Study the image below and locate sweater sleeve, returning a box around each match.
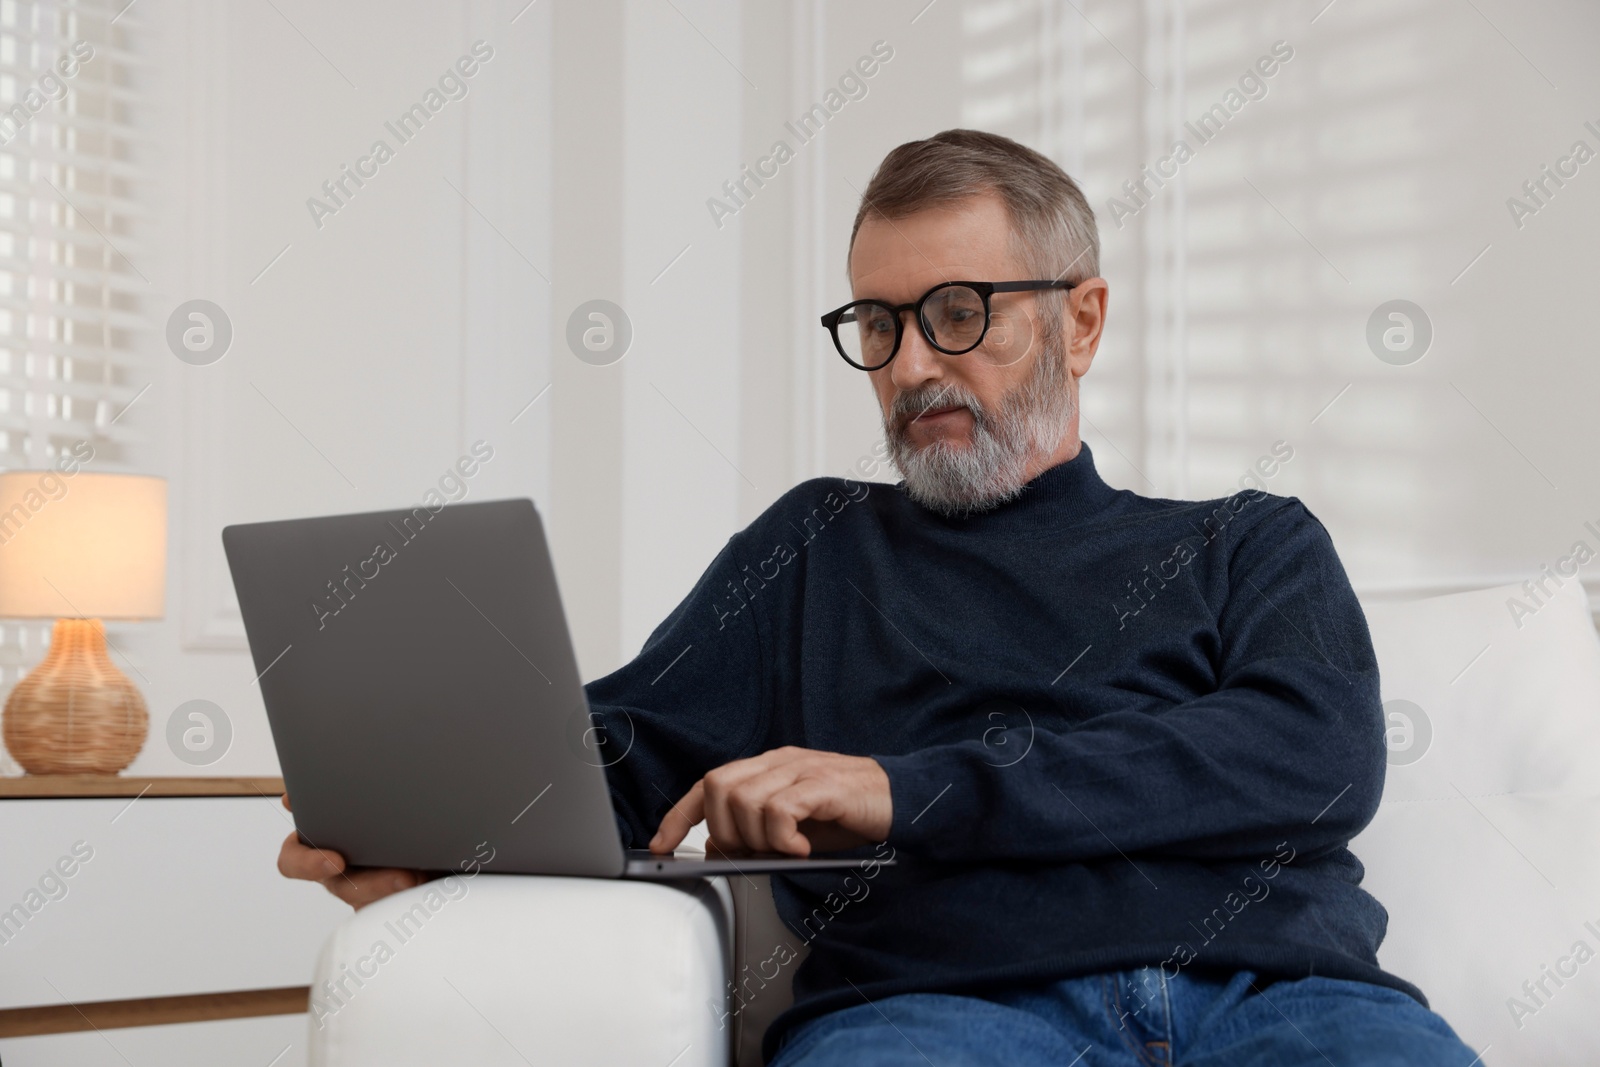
[873,499,1386,865]
[583,533,773,849]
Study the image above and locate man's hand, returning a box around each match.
[649,746,892,857]
[275,794,428,910]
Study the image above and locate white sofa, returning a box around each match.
[306,579,1600,1067]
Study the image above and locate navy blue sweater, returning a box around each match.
[586,443,1419,1061]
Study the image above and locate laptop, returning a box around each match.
[223,498,878,880]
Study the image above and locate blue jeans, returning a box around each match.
[769,967,1480,1066]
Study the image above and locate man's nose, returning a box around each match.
[889,311,946,391]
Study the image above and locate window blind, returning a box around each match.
[0,0,142,702]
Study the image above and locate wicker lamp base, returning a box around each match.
[2,618,148,775]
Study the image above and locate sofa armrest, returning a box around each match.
[307,873,733,1067]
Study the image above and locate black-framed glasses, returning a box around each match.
[820,279,1077,371]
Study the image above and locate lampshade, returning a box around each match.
[0,471,167,619]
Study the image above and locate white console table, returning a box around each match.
[0,777,350,1066]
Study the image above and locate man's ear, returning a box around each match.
[1065,278,1109,378]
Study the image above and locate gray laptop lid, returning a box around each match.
[224,499,630,878]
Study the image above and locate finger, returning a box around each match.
[649,779,706,854]
[727,765,806,854]
[687,747,802,850]
[278,830,345,881]
[325,869,417,910]
[726,784,769,854]
[763,779,840,857]
[701,763,774,854]
[705,749,812,853]
[281,793,292,812]
[325,867,422,910]
[650,749,812,854]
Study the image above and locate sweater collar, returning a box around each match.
[899,441,1122,535]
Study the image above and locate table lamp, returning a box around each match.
[0,471,167,775]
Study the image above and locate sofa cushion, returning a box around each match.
[1364,577,1600,800]
[1354,579,1600,1066]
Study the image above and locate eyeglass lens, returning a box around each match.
[835,284,1034,370]
[837,284,986,369]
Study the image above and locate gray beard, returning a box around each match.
[884,346,1076,518]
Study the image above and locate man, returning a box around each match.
[282,129,1476,1065]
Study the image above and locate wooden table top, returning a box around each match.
[0,776,286,799]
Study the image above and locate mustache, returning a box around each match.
[888,382,986,429]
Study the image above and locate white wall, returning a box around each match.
[61,0,555,779]
[618,0,745,657]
